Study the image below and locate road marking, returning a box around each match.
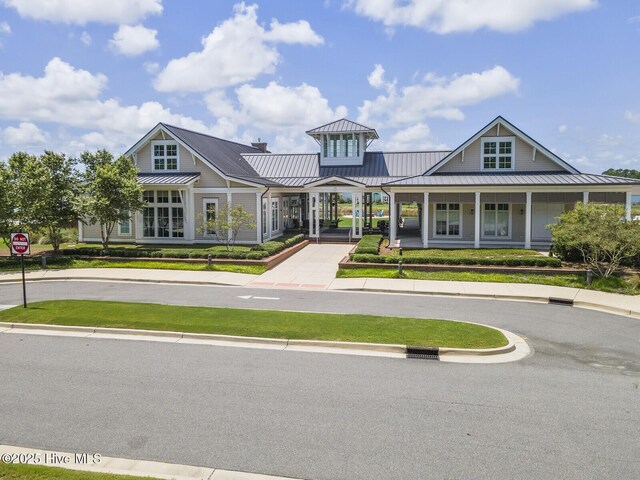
[237,295,280,301]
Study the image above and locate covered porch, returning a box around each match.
[388,188,636,250]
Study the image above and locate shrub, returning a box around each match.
[350,252,561,267]
[354,235,383,255]
[551,202,640,277]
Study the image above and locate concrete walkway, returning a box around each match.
[249,243,353,289]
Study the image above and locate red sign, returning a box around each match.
[10,233,30,255]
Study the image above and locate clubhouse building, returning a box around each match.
[79,116,640,249]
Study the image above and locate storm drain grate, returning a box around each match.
[549,297,574,306]
[406,346,440,361]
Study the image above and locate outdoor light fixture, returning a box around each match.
[520,208,525,215]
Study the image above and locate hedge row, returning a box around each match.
[350,253,562,268]
[58,234,306,261]
[353,234,383,255]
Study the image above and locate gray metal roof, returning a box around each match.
[161,123,263,178]
[306,118,379,138]
[242,151,448,182]
[137,172,200,185]
[383,172,640,187]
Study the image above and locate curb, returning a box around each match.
[0,321,519,361]
[0,444,302,480]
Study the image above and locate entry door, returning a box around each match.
[532,204,565,239]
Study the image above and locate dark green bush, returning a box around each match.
[354,235,383,255]
[350,253,561,267]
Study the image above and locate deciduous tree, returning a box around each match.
[76,150,144,251]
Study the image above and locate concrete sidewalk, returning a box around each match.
[1,260,640,318]
[0,267,258,287]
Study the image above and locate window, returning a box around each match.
[152,141,179,171]
[271,199,280,232]
[118,211,131,236]
[203,199,218,236]
[483,203,510,237]
[482,137,514,171]
[435,203,461,236]
[262,199,268,236]
[329,134,341,157]
[325,134,361,158]
[143,189,185,238]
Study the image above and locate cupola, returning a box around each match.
[306,118,378,166]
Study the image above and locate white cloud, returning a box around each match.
[628,16,640,24]
[2,122,47,147]
[155,2,324,93]
[0,21,11,34]
[346,0,596,33]
[367,64,387,89]
[264,19,324,45]
[382,123,438,151]
[110,24,159,56]
[558,124,568,133]
[0,57,210,152]
[624,110,640,123]
[2,0,163,25]
[204,81,347,151]
[359,64,520,126]
[80,31,92,46]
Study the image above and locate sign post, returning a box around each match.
[10,233,30,308]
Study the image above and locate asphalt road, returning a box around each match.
[1,280,639,479]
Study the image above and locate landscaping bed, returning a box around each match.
[348,235,562,267]
[0,300,508,349]
[0,234,306,272]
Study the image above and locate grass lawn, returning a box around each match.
[337,216,387,228]
[0,300,508,349]
[0,258,266,275]
[336,268,640,295]
[0,463,156,480]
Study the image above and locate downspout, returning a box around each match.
[260,187,270,243]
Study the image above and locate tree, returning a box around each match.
[602,168,640,179]
[551,202,640,277]
[3,151,79,254]
[0,162,16,250]
[197,204,256,251]
[76,150,145,251]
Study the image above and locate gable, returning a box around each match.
[437,124,565,174]
[427,117,578,175]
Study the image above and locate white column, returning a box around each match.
[626,191,632,221]
[351,192,357,237]
[359,193,363,237]
[255,192,262,243]
[389,192,396,245]
[474,192,481,249]
[313,193,320,237]
[583,191,589,204]
[422,192,429,248]
[227,192,233,243]
[354,192,363,238]
[525,191,532,250]
[267,191,272,239]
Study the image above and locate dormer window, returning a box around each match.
[152,141,179,171]
[323,133,361,158]
[481,137,514,171]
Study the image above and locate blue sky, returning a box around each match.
[0,0,638,174]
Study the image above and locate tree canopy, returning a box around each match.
[602,168,640,179]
